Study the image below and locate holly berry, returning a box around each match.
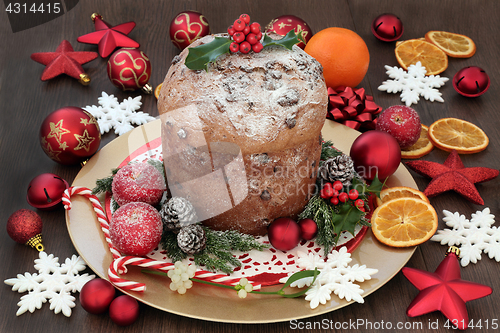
[330,196,339,205]
[333,180,343,191]
[348,189,359,200]
[233,19,246,31]
[229,42,240,53]
[250,22,261,34]
[239,41,251,54]
[239,14,251,24]
[233,32,245,43]
[246,33,258,44]
[256,31,263,40]
[243,25,251,35]
[323,186,334,198]
[354,199,364,208]
[338,192,349,203]
[227,25,235,36]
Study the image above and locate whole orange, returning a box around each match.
[304,27,370,89]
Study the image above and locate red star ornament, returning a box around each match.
[405,150,499,205]
[402,248,492,330]
[77,13,139,58]
[30,40,98,85]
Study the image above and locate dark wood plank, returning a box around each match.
[1,1,499,332]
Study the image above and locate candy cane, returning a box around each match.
[63,186,122,259]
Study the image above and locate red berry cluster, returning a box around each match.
[320,180,365,211]
[227,14,263,54]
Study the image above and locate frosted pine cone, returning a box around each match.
[160,197,198,232]
[177,224,206,255]
[318,155,355,186]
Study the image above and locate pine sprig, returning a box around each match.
[160,227,268,274]
[92,168,120,195]
[320,140,342,164]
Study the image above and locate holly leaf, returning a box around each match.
[262,29,302,49]
[366,175,385,198]
[185,37,232,71]
[331,203,365,241]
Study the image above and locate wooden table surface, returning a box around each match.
[1,1,499,332]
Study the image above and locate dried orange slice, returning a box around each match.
[376,186,429,207]
[395,39,448,75]
[425,31,476,58]
[428,118,489,154]
[371,197,438,247]
[396,37,425,47]
[154,83,163,99]
[401,125,433,159]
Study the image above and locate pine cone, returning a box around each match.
[160,197,198,232]
[318,155,355,186]
[177,224,206,255]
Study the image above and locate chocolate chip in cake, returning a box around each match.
[277,89,300,106]
[260,190,271,201]
[286,117,297,129]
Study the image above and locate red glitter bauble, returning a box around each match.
[169,11,210,50]
[109,295,139,326]
[110,202,163,256]
[350,131,401,180]
[452,66,490,97]
[371,13,403,42]
[26,173,69,210]
[298,218,318,241]
[39,107,101,165]
[265,15,313,49]
[6,209,45,251]
[107,48,152,93]
[80,278,116,315]
[267,217,301,252]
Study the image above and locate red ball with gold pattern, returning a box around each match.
[169,11,210,50]
[39,107,101,165]
[265,15,313,49]
[107,48,152,93]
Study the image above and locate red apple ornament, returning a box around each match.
[109,295,139,326]
[350,131,401,180]
[376,105,421,148]
[268,217,301,251]
[80,278,116,314]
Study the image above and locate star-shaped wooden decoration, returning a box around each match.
[30,40,98,85]
[77,13,139,58]
[403,248,492,330]
[405,150,499,205]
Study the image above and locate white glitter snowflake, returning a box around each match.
[4,252,95,317]
[431,208,500,267]
[84,91,156,136]
[279,247,378,309]
[378,61,449,106]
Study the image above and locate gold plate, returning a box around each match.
[66,119,416,323]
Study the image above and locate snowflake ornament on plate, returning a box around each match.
[4,252,95,317]
[431,208,500,267]
[378,61,449,106]
[84,91,156,136]
[279,247,378,309]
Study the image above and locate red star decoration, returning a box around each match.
[403,251,492,330]
[77,14,139,58]
[405,150,499,205]
[30,40,98,84]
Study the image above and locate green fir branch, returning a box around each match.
[92,168,120,195]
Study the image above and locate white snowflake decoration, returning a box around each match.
[84,91,156,136]
[4,252,95,317]
[279,247,378,309]
[431,208,500,267]
[378,61,449,106]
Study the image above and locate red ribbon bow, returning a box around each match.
[327,86,382,131]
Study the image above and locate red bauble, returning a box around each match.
[267,217,301,252]
[298,218,318,240]
[80,278,116,315]
[39,107,101,165]
[6,209,44,251]
[371,13,404,42]
[169,11,210,50]
[107,48,152,93]
[403,247,492,330]
[77,13,139,58]
[453,66,490,97]
[349,131,401,180]
[26,173,69,210]
[265,15,312,49]
[109,295,140,326]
